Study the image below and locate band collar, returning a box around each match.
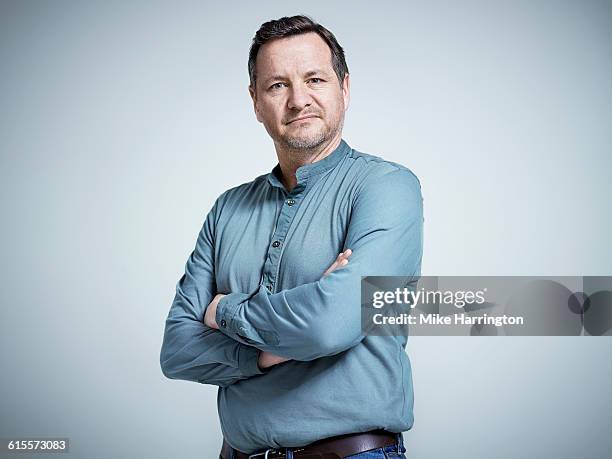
[267,139,350,191]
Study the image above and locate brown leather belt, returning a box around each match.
[220,429,398,459]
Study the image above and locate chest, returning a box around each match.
[214,186,352,294]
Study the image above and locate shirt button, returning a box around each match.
[220,319,227,327]
[266,285,273,292]
[272,240,281,248]
[287,199,296,206]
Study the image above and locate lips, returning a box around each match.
[286,114,319,124]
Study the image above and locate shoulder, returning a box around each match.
[342,147,423,230]
[344,147,422,198]
[213,173,269,209]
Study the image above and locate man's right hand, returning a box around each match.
[257,248,353,369]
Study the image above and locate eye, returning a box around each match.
[269,82,287,90]
[308,78,323,84]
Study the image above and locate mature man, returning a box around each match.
[160,15,422,459]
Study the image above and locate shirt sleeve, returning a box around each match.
[160,197,266,387]
[215,167,424,361]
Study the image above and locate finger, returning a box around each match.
[323,262,338,276]
[324,250,352,277]
[326,258,348,275]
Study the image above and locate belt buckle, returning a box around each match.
[248,448,278,459]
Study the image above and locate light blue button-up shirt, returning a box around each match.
[160,139,423,453]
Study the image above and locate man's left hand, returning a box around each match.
[204,293,226,329]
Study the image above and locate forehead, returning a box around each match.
[255,32,333,79]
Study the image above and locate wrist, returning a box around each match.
[257,351,269,369]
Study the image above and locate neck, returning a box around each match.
[275,131,342,192]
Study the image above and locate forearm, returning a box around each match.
[214,277,361,361]
[160,291,265,387]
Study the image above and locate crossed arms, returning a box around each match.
[159,168,423,387]
[203,249,352,369]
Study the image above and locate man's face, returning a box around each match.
[249,32,350,151]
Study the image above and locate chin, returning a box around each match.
[283,134,327,150]
[281,128,329,149]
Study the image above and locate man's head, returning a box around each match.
[248,16,350,152]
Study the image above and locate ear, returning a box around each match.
[342,74,350,111]
[249,85,263,123]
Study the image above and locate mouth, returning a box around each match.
[286,115,319,124]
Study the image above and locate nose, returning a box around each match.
[287,83,312,111]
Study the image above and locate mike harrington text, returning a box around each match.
[372,313,525,327]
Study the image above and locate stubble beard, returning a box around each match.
[279,116,343,153]
[282,129,326,150]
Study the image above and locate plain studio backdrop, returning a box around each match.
[1,1,611,458]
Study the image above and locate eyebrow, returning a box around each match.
[262,69,329,86]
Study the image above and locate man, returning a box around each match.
[160,15,422,459]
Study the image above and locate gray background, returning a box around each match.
[1,1,611,458]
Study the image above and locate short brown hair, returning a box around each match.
[248,15,349,88]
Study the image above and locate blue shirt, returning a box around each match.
[160,139,424,453]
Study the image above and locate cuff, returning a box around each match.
[237,344,266,377]
[216,290,279,346]
[216,293,250,342]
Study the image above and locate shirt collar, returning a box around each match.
[267,139,350,190]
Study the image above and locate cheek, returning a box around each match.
[260,102,284,125]
[322,97,343,122]
[319,91,343,114]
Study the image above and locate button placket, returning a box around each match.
[261,191,301,294]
